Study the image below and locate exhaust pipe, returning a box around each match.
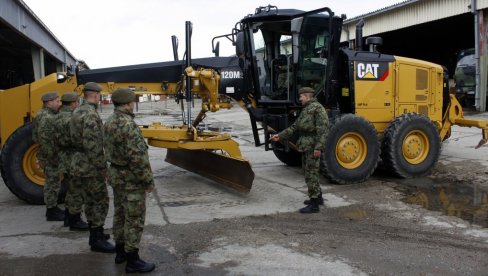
[185,21,192,130]
[171,35,179,61]
[355,19,364,51]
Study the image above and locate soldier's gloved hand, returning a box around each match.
[146,184,155,193]
[270,134,280,142]
[143,178,155,193]
[98,165,107,174]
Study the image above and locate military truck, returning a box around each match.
[453,48,475,107]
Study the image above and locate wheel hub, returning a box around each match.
[402,131,429,164]
[22,144,44,186]
[336,132,367,169]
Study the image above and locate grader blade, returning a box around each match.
[165,148,254,192]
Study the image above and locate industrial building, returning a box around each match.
[0,0,78,90]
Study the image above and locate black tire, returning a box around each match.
[0,123,65,204]
[272,147,302,166]
[381,113,441,178]
[322,114,380,184]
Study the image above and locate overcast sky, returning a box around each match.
[22,0,403,69]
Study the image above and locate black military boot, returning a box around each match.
[89,227,115,253]
[89,223,110,246]
[68,213,89,231]
[125,249,155,273]
[88,223,94,246]
[115,243,127,264]
[63,209,70,227]
[299,198,320,214]
[303,192,324,205]
[46,206,65,221]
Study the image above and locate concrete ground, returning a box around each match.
[1,100,488,275]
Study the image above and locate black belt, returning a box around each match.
[110,163,128,168]
[73,147,83,152]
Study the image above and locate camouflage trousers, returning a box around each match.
[63,173,85,215]
[43,164,60,208]
[301,150,322,198]
[71,175,109,228]
[112,186,146,252]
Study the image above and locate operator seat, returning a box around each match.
[272,55,290,100]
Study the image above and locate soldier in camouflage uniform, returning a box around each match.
[33,91,64,221]
[103,88,155,273]
[70,82,115,253]
[53,92,88,231]
[270,87,329,213]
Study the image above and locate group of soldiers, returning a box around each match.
[31,84,327,272]
[33,83,156,273]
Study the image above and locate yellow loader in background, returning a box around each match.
[2,6,488,204]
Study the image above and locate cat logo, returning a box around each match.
[356,62,389,81]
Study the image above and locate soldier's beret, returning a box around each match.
[41,91,58,102]
[61,92,79,102]
[111,88,136,104]
[298,87,315,95]
[83,82,102,92]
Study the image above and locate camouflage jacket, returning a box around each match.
[53,105,75,174]
[33,107,58,165]
[103,106,154,189]
[70,102,106,177]
[279,99,329,152]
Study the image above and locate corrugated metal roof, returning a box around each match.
[344,0,418,23]
[341,0,488,41]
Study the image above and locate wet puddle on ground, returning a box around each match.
[395,178,488,227]
[340,208,368,220]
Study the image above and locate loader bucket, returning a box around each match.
[165,148,254,192]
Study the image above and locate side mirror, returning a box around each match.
[291,17,303,64]
[213,41,220,57]
[57,73,67,83]
[235,32,245,57]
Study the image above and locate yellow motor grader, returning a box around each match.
[2,6,488,204]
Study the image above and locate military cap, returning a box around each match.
[83,82,102,92]
[61,92,79,102]
[111,88,136,104]
[41,91,58,102]
[298,87,315,95]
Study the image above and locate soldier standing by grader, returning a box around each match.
[53,92,88,231]
[103,87,156,273]
[33,92,64,221]
[70,82,115,253]
[271,87,329,214]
